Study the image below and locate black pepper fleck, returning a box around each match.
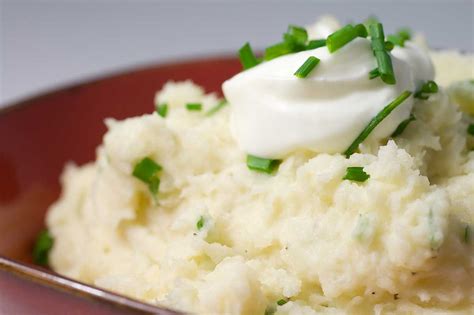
[394,293,399,300]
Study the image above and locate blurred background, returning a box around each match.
[0,0,473,106]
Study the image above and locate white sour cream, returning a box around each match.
[222,37,434,159]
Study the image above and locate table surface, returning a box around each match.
[1,0,473,106]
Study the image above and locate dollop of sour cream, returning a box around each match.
[222,23,434,159]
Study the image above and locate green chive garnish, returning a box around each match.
[186,103,202,111]
[369,68,380,80]
[155,103,168,118]
[238,42,259,70]
[387,34,405,47]
[344,91,412,157]
[32,229,54,267]
[369,23,396,85]
[196,216,205,231]
[369,22,385,40]
[384,41,394,51]
[397,28,412,41]
[387,28,412,47]
[294,56,320,78]
[264,25,311,61]
[391,114,416,137]
[206,99,228,116]
[421,80,438,93]
[354,23,368,38]
[343,167,370,182]
[306,39,326,50]
[326,24,358,53]
[464,225,471,244]
[264,42,294,61]
[133,157,162,195]
[374,50,396,84]
[414,80,438,99]
[284,25,308,47]
[277,299,289,306]
[468,124,474,136]
[133,157,162,182]
[247,155,281,174]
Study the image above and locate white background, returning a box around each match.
[1,0,473,106]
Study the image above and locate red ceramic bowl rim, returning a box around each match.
[0,256,181,314]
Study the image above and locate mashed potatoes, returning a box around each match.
[46,29,473,314]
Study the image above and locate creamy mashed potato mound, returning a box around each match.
[47,25,473,315]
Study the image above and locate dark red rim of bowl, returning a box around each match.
[0,256,181,315]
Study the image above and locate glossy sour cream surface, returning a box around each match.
[222,30,434,159]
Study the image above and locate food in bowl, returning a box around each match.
[40,16,473,314]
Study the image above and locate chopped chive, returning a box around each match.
[369,68,380,80]
[468,124,474,136]
[384,41,394,51]
[387,34,405,47]
[464,225,471,243]
[264,41,294,61]
[397,28,412,41]
[133,157,162,182]
[277,299,289,306]
[294,56,320,78]
[375,51,396,84]
[391,114,416,137]
[375,50,396,84]
[343,167,370,182]
[344,91,412,157]
[196,216,205,230]
[284,25,308,47]
[206,99,228,116]
[369,23,385,40]
[306,39,326,50]
[32,229,54,267]
[371,38,386,51]
[387,28,412,47]
[414,92,429,100]
[368,23,396,85]
[186,103,202,111]
[155,103,168,118]
[238,42,259,70]
[414,80,438,99]
[247,155,281,174]
[354,23,368,38]
[420,80,439,93]
[133,157,162,195]
[326,24,358,53]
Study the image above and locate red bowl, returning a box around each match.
[0,56,241,314]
